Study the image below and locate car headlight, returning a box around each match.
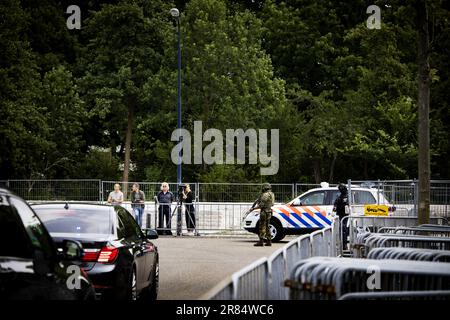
[243,210,258,221]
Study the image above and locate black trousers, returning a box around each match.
[158,204,171,234]
[185,204,196,231]
[339,215,349,249]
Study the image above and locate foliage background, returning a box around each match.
[0,0,449,183]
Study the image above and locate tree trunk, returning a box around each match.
[122,103,135,199]
[313,158,321,184]
[416,0,431,225]
[328,154,337,183]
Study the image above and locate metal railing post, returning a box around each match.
[154,196,158,230]
[99,179,103,203]
[377,179,381,205]
[347,179,352,215]
[413,178,418,216]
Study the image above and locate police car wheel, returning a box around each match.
[269,219,284,242]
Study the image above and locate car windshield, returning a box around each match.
[33,207,111,235]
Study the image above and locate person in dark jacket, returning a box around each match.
[182,184,198,235]
[333,183,349,249]
[157,182,174,235]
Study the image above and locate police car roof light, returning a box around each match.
[320,182,329,188]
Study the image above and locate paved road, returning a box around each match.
[153,236,294,300]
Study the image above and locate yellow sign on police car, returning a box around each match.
[364,204,389,216]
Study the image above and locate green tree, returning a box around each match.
[78,0,174,186]
[182,0,288,181]
[137,0,290,183]
[39,65,86,177]
[0,0,49,179]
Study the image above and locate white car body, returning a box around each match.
[243,185,392,241]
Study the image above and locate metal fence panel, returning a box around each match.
[207,279,234,300]
[101,181,198,202]
[310,230,325,256]
[351,180,450,217]
[232,258,269,300]
[205,220,339,300]
[268,249,288,300]
[367,247,450,262]
[298,236,312,260]
[197,183,294,203]
[284,240,301,275]
[287,257,450,300]
[3,179,449,216]
[6,179,101,201]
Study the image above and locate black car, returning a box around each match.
[32,202,159,300]
[0,188,96,300]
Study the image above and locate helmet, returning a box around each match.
[261,183,271,191]
[338,183,347,194]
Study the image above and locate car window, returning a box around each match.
[116,207,141,240]
[34,207,112,235]
[299,191,326,206]
[0,195,34,258]
[328,190,340,205]
[353,190,377,205]
[329,189,377,205]
[9,196,55,260]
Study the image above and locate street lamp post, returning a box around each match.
[170,8,183,236]
[170,8,182,186]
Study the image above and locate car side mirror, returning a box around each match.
[143,229,159,240]
[59,239,84,261]
[292,199,302,206]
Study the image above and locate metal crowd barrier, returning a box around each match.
[420,224,450,229]
[350,233,450,258]
[206,218,340,300]
[268,248,288,299]
[367,247,450,262]
[132,199,255,233]
[347,215,448,257]
[364,233,450,252]
[286,257,450,300]
[378,226,450,237]
[349,216,447,239]
[339,290,450,300]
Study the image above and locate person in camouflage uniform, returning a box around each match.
[251,183,275,247]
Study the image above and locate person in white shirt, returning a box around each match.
[108,183,124,205]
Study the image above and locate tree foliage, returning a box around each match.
[1,0,449,182]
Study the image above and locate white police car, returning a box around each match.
[243,183,392,242]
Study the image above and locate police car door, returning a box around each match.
[293,190,331,229]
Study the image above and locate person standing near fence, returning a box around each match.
[333,183,349,249]
[182,184,198,236]
[130,183,145,227]
[107,183,123,205]
[251,183,275,247]
[157,182,174,235]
